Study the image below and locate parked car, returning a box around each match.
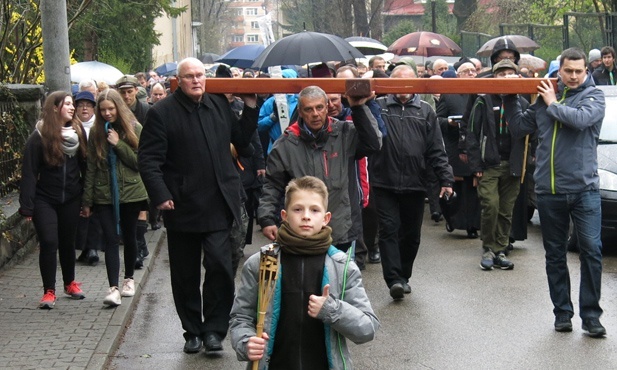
[568,85,617,252]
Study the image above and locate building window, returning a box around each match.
[247,34,259,43]
[236,9,243,16]
[251,21,259,29]
[245,8,258,15]
[232,35,244,43]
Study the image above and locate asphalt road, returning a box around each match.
[109,210,617,369]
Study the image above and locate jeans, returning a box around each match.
[537,190,603,319]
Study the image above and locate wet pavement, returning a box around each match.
[108,211,617,370]
[1,209,615,369]
[0,227,165,369]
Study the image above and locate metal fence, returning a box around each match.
[459,31,494,65]
[460,13,616,71]
[563,12,617,51]
[0,101,29,198]
[499,23,563,64]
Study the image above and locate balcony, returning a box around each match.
[232,28,245,35]
[235,15,244,22]
[229,41,246,48]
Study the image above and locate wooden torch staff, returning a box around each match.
[253,244,280,370]
[169,77,556,95]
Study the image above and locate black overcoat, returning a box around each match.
[138,87,258,232]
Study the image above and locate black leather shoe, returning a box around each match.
[134,256,144,269]
[204,333,223,352]
[403,283,412,294]
[183,336,202,353]
[77,249,88,263]
[150,223,161,231]
[389,283,404,300]
[368,250,381,264]
[431,212,442,222]
[467,229,478,239]
[87,249,99,266]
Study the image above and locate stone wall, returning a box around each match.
[0,84,44,270]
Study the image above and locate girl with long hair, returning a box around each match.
[19,91,88,309]
[81,88,148,307]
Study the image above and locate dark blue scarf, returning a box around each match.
[105,121,121,235]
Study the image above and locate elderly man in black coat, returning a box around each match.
[138,57,259,354]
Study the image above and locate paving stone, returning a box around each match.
[0,229,165,369]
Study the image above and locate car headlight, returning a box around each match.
[599,169,617,191]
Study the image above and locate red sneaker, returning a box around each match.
[64,281,86,299]
[39,290,56,309]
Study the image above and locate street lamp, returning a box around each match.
[431,0,436,33]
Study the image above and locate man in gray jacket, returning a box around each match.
[258,86,381,253]
[504,47,606,337]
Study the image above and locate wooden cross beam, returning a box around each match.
[196,77,556,95]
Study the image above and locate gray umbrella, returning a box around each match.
[200,53,220,64]
[345,36,388,56]
[476,35,540,57]
[252,31,364,69]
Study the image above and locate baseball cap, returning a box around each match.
[115,75,139,89]
[74,91,96,105]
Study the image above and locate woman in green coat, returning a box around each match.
[82,89,148,307]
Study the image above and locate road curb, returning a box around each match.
[86,228,167,370]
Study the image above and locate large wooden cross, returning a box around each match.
[195,77,556,95]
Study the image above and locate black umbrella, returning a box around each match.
[252,31,364,70]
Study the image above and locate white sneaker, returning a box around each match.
[121,278,135,297]
[103,287,121,306]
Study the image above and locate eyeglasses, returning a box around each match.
[180,73,205,81]
[458,69,477,76]
[76,103,94,108]
[496,56,516,62]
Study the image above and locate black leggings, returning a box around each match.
[33,196,81,292]
[95,202,141,287]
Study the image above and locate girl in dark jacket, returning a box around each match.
[81,89,148,307]
[19,91,88,309]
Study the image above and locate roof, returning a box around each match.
[383,0,453,16]
[383,0,494,16]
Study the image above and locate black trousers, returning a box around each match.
[33,196,80,292]
[374,188,425,288]
[167,228,234,340]
[244,186,261,245]
[96,202,141,287]
[362,185,380,253]
[75,211,103,251]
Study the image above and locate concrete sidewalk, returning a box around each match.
[0,227,166,369]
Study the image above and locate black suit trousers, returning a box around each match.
[167,228,234,340]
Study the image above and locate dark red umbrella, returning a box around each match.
[387,31,462,57]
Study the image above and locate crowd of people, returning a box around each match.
[18,37,609,368]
